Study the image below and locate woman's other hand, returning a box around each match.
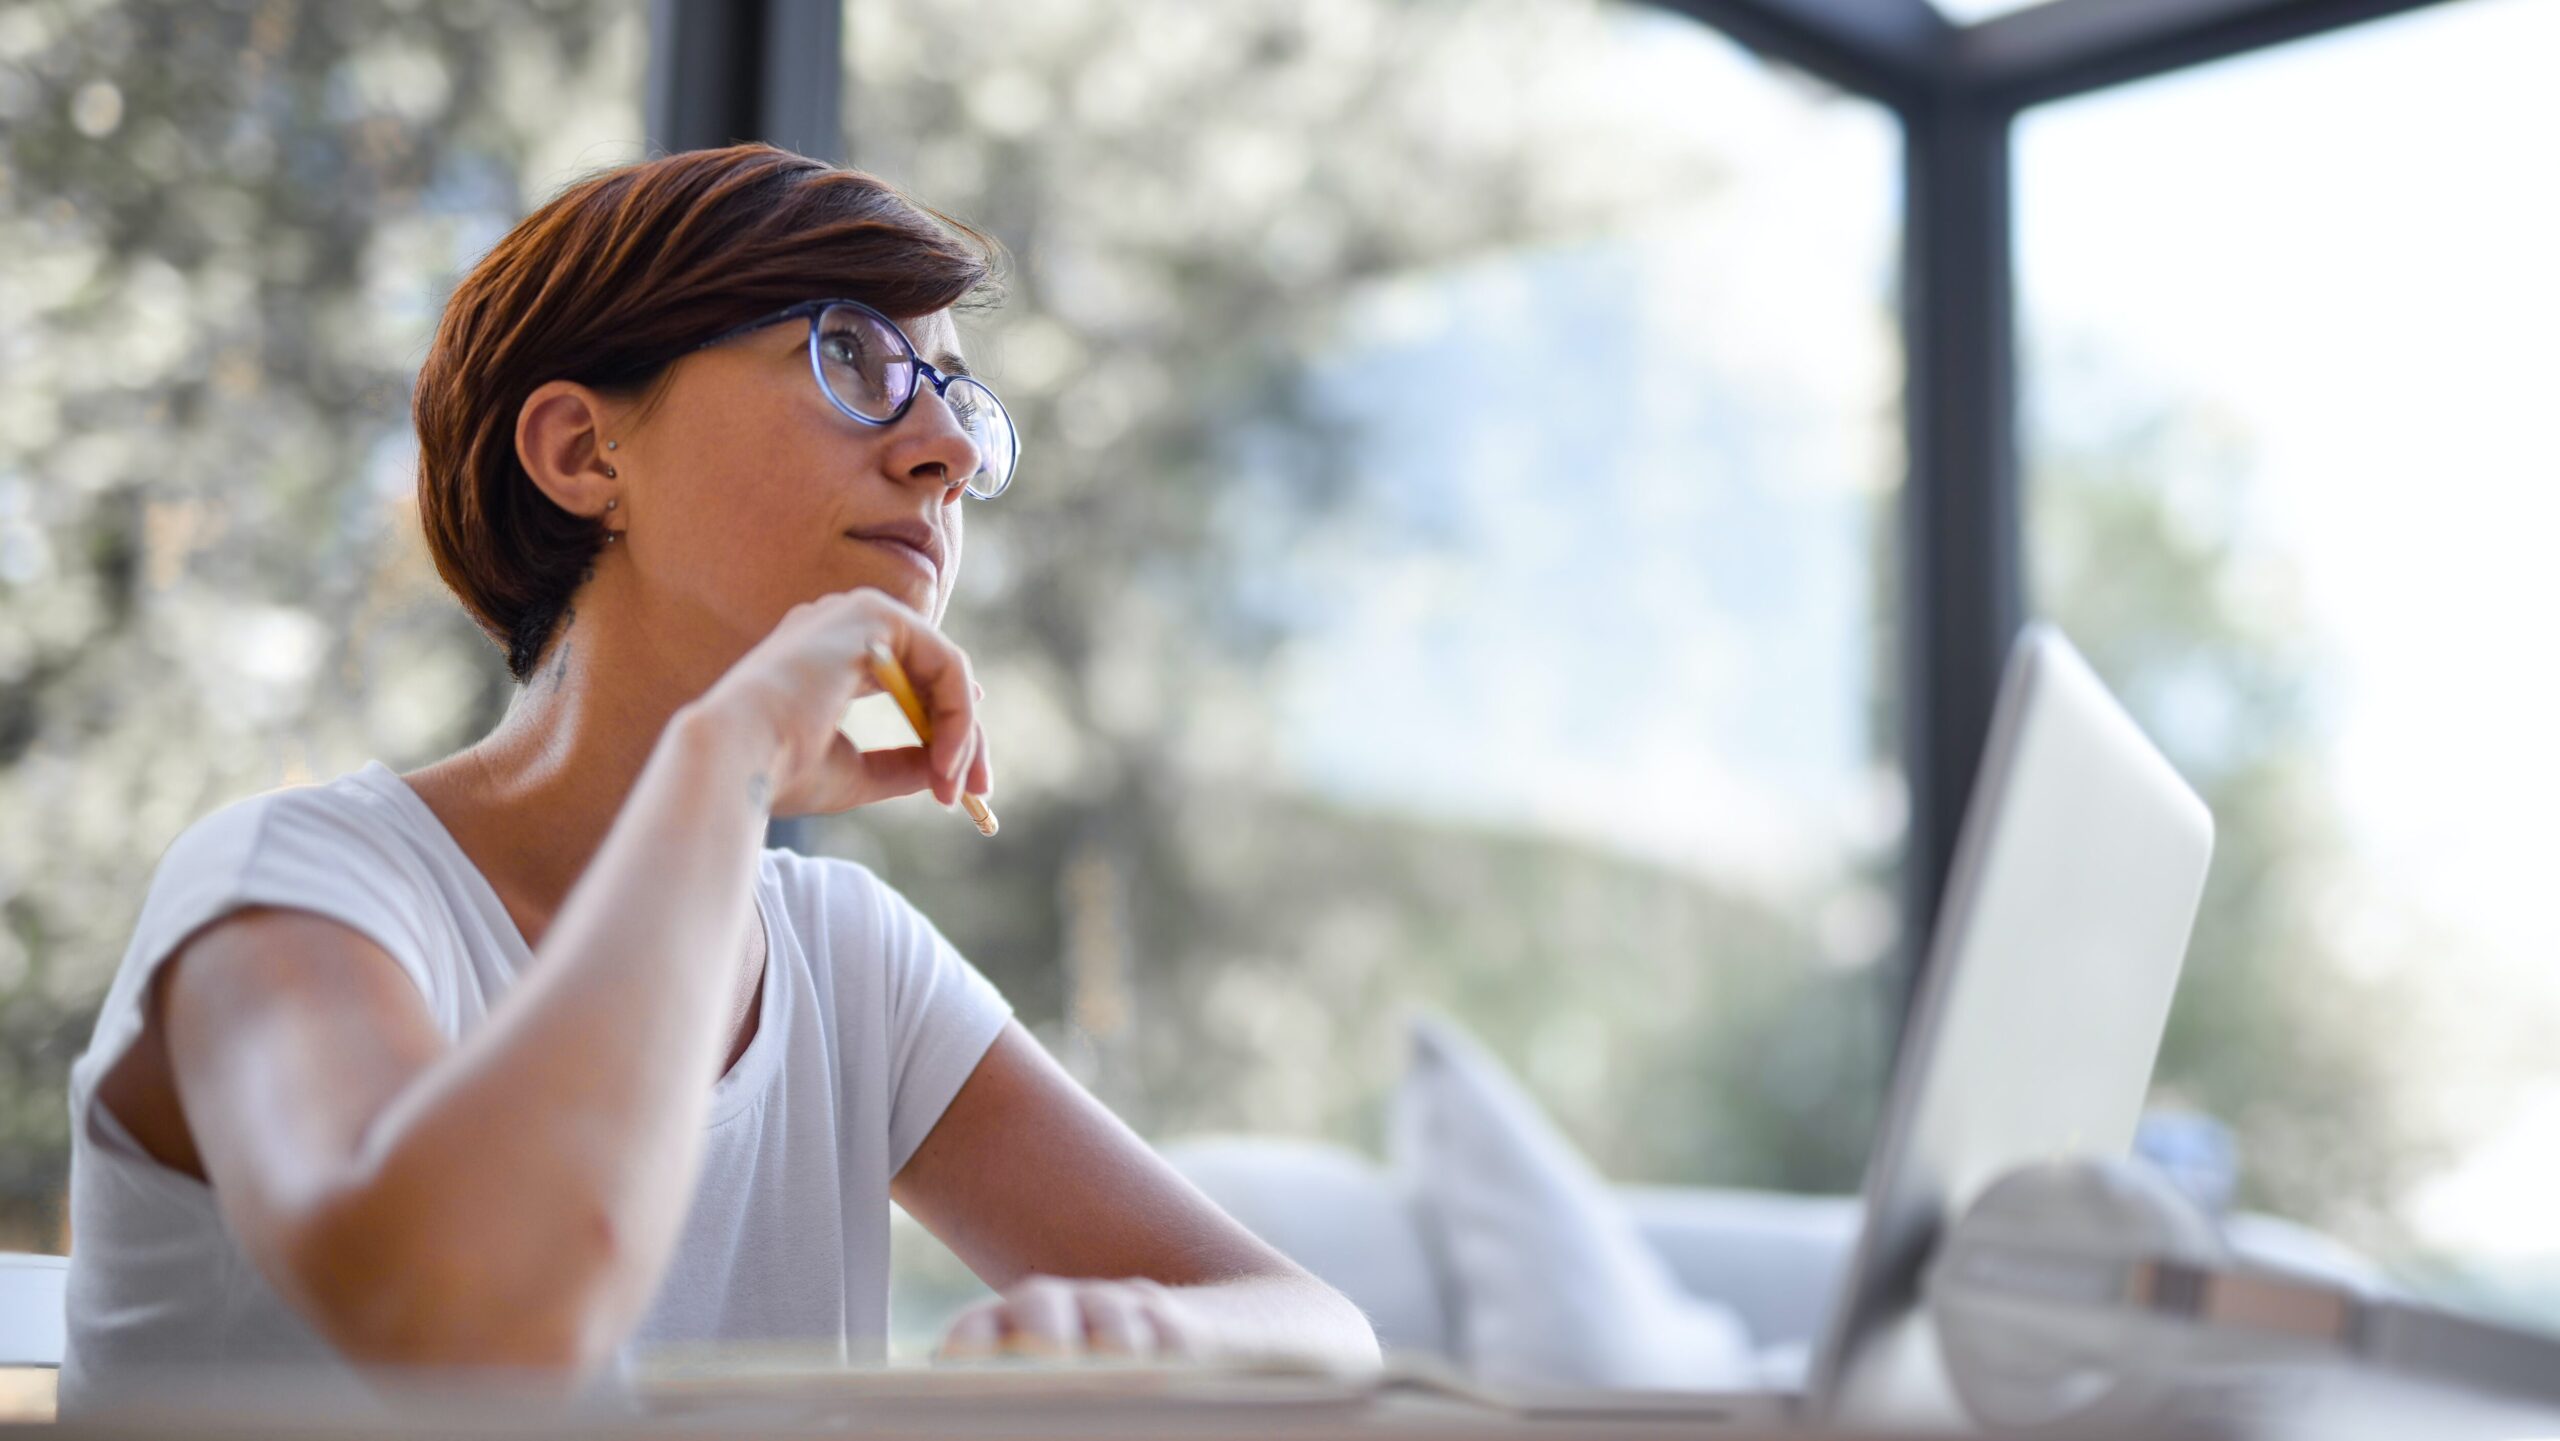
[935,1275,1209,1363]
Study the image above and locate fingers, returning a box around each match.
[833,588,977,805]
[844,745,941,809]
[848,735,988,815]
[938,1301,1004,1362]
[879,618,975,798]
[962,721,993,799]
[1077,1286,1152,1358]
[923,649,978,802]
[933,1277,1183,1364]
[1007,1275,1082,1356]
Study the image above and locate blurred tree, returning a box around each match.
[0,0,640,1249]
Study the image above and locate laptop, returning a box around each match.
[1386,622,2216,1426]
[1801,621,2214,1428]
[633,623,2217,1430]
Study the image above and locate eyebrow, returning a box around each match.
[930,350,974,380]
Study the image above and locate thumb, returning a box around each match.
[844,744,948,808]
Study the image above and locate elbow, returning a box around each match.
[1269,1268,1382,1370]
[1215,1268,1381,1372]
[276,1175,629,1380]
[1315,1280,1384,1369]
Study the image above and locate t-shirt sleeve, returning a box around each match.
[862,868,1014,1175]
[72,787,445,1150]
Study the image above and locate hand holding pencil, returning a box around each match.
[696,588,993,823]
[868,640,998,837]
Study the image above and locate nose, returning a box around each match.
[884,383,983,499]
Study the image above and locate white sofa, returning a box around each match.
[1161,1134,2387,1376]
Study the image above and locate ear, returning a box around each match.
[514,380,620,519]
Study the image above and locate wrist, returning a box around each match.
[666,695,780,786]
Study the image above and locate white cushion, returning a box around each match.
[1392,1014,1756,1391]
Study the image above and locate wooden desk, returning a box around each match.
[23,1358,2558,1440]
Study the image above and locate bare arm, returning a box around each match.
[163,589,983,1381]
[893,1023,1380,1371]
[167,703,773,1377]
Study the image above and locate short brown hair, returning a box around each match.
[412,144,1001,684]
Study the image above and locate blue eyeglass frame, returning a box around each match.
[685,298,1018,499]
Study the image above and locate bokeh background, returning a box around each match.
[2,0,2554,1357]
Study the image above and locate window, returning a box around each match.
[2019,0,2560,1315]
[840,0,1904,1351]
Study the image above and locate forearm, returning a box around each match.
[304,702,775,1368]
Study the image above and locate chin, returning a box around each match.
[847,564,938,614]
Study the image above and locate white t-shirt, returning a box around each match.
[58,760,1013,1415]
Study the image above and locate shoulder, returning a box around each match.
[153,765,420,898]
[136,763,450,1003]
[74,764,452,1116]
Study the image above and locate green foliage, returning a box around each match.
[0,0,640,1247]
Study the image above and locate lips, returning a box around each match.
[845,522,943,579]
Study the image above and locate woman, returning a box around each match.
[59,144,1377,1411]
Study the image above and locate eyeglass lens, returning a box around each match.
[814,305,914,420]
[813,303,1017,498]
[942,376,1016,499]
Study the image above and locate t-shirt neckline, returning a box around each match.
[350,759,786,1117]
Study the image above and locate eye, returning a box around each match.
[818,328,866,368]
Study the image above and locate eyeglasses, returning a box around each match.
[688,299,1019,500]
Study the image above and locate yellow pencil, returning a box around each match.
[868,641,998,837]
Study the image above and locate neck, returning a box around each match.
[421,567,748,933]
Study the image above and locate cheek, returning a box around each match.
[656,412,833,585]
[680,393,833,523]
